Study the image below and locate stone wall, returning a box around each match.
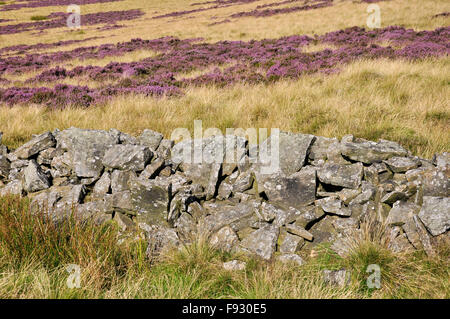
[0,127,448,263]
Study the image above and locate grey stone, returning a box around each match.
[201,201,258,234]
[37,147,64,165]
[223,260,246,271]
[278,254,305,266]
[323,269,351,287]
[280,232,304,254]
[110,170,136,193]
[50,152,72,178]
[93,171,111,195]
[285,224,314,241]
[11,132,55,159]
[0,154,10,178]
[145,226,180,259]
[23,160,51,193]
[384,156,421,173]
[139,158,165,179]
[340,139,408,164]
[315,197,351,216]
[259,131,315,175]
[308,136,339,164]
[0,179,23,196]
[239,224,279,260]
[386,201,420,226]
[56,127,119,179]
[103,144,152,171]
[317,162,363,189]
[260,167,316,210]
[209,226,239,252]
[418,196,450,236]
[381,191,407,205]
[139,129,163,151]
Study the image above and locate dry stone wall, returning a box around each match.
[0,127,448,263]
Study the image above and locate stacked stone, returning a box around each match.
[0,128,448,263]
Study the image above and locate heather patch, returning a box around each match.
[0,9,144,35]
[0,37,104,56]
[0,26,448,108]
[0,0,124,11]
[230,0,333,19]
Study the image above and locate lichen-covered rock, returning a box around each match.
[315,197,351,217]
[308,136,339,165]
[0,179,23,196]
[340,139,408,164]
[23,160,51,193]
[110,170,136,193]
[418,196,450,236]
[285,224,314,241]
[278,253,304,266]
[144,225,180,259]
[103,144,152,172]
[93,171,111,195]
[279,232,304,254]
[259,131,315,176]
[317,162,363,189]
[223,260,246,271]
[11,132,55,160]
[209,226,239,252]
[384,156,421,173]
[260,167,316,210]
[239,224,279,260]
[139,129,163,151]
[386,201,420,226]
[0,154,10,178]
[56,127,119,179]
[201,201,257,234]
[139,158,165,179]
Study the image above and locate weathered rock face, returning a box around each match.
[56,127,119,179]
[0,127,448,262]
[10,132,56,160]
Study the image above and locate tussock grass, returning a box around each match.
[0,195,448,299]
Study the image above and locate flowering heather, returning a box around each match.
[1,26,448,108]
[154,0,263,19]
[230,0,333,18]
[0,9,144,35]
[0,37,200,76]
[0,0,123,11]
[0,37,103,56]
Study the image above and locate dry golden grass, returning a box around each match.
[1,57,448,157]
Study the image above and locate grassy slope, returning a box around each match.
[0,0,448,156]
[0,195,448,298]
